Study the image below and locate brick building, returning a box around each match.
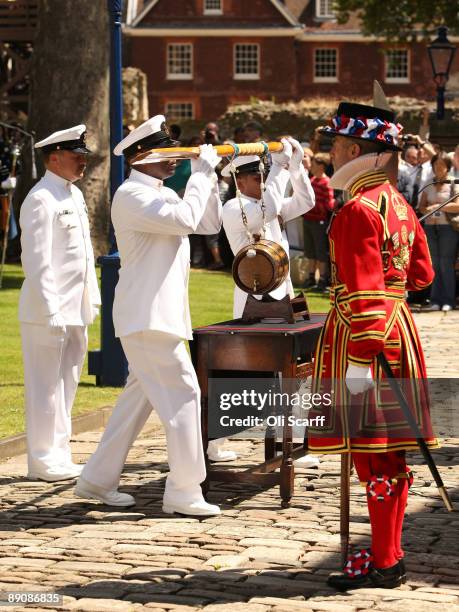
[124,0,459,121]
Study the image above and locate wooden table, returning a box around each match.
[191,315,326,507]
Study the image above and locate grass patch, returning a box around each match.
[0,263,329,439]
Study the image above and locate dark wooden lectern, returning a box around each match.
[191,314,326,507]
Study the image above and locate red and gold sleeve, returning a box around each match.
[337,202,387,366]
[406,212,434,291]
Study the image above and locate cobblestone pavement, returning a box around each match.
[1,312,458,612]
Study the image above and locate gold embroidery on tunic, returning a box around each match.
[391,189,409,221]
[393,245,410,270]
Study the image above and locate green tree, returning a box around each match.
[333,0,459,40]
[28,0,110,255]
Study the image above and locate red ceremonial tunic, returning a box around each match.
[308,170,438,454]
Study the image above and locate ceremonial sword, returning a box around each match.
[377,352,454,512]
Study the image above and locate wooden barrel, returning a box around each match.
[232,239,289,295]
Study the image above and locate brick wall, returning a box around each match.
[129,35,297,120]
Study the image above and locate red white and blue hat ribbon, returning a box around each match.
[323,115,403,148]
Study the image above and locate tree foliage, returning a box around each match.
[28,0,110,255]
[333,0,459,40]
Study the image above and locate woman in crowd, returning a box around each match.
[419,152,459,311]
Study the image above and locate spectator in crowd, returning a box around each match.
[197,122,225,269]
[398,145,419,204]
[451,144,459,179]
[202,122,221,145]
[243,120,264,143]
[309,126,323,154]
[398,137,435,209]
[418,151,459,312]
[417,138,435,191]
[169,124,182,142]
[302,146,313,173]
[302,153,335,292]
[233,126,247,144]
[189,134,204,146]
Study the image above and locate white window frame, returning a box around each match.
[315,0,335,19]
[385,49,410,84]
[313,48,338,83]
[233,43,260,80]
[165,102,195,120]
[204,0,223,15]
[166,43,193,80]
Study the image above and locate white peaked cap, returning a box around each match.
[34,125,87,149]
[221,155,262,178]
[114,114,171,156]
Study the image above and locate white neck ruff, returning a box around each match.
[329,152,393,191]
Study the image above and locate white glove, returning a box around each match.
[1,177,16,190]
[345,363,374,395]
[288,137,306,173]
[271,138,292,168]
[91,306,100,319]
[191,144,221,177]
[47,313,66,335]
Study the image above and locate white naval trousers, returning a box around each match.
[20,323,88,472]
[81,330,206,502]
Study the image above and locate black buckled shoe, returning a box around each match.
[327,562,403,591]
[398,558,407,584]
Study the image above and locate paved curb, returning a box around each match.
[0,405,113,461]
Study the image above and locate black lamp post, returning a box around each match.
[427,26,456,120]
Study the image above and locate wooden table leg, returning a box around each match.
[264,426,276,461]
[279,367,296,508]
[196,337,210,498]
[340,452,351,566]
[280,422,294,508]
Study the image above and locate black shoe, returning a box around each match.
[398,558,406,584]
[327,562,403,591]
[302,277,316,289]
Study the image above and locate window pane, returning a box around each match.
[235,44,259,76]
[165,103,194,120]
[205,0,222,10]
[386,50,408,79]
[167,44,192,76]
[314,48,337,78]
[317,0,334,17]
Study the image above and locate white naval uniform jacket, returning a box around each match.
[111,169,222,340]
[19,170,101,326]
[223,163,315,318]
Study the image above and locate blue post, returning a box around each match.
[88,0,128,386]
[107,0,125,217]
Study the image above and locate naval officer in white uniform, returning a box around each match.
[222,138,320,469]
[75,115,222,515]
[19,125,101,482]
[222,138,315,318]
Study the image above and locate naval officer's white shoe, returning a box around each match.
[207,439,237,462]
[293,454,320,468]
[162,497,221,516]
[27,466,81,482]
[74,476,135,507]
[61,462,84,476]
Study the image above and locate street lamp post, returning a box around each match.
[88,0,128,387]
[427,26,456,120]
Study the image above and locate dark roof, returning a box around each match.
[284,0,310,19]
[134,22,300,29]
